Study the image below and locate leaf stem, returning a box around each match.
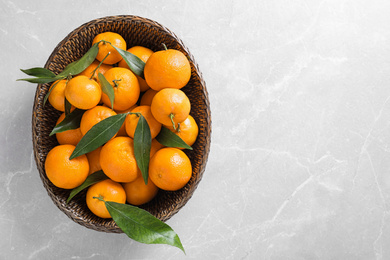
[162,43,168,51]
[90,53,110,80]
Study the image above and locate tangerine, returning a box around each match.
[101,67,140,111]
[79,106,117,136]
[45,144,89,189]
[150,88,191,129]
[149,147,192,191]
[65,75,101,110]
[86,179,126,218]
[114,105,136,137]
[167,115,198,148]
[140,89,158,106]
[48,79,67,112]
[86,146,102,175]
[144,48,191,91]
[122,175,159,206]
[100,136,139,183]
[125,106,162,139]
[92,32,126,65]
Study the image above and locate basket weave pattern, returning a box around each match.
[32,15,211,233]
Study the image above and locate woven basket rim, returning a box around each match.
[32,15,211,233]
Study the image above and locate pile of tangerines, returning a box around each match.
[44,32,198,219]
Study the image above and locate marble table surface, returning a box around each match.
[2,0,390,259]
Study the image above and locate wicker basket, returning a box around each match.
[32,15,211,233]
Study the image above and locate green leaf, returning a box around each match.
[57,42,99,77]
[98,72,115,110]
[133,115,152,184]
[17,77,61,84]
[105,201,185,253]
[64,97,72,116]
[156,127,193,150]
[70,113,127,160]
[49,108,85,136]
[110,45,145,77]
[20,67,56,78]
[67,170,109,203]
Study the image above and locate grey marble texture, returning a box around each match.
[2,0,390,259]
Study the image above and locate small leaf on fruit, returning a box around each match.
[98,72,115,110]
[64,97,72,116]
[49,108,85,136]
[156,127,193,150]
[67,170,109,203]
[133,114,152,184]
[111,45,145,77]
[70,113,127,159]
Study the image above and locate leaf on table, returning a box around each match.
[49,108,85,136]
[67,170,109,203]
[156,126,193,150]
[133,114,152,184]
[69,113,127,160]
[105,201,185,253]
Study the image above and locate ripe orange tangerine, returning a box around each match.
[150,88,191,129]
[144,48,191,91]
[86,146,102,175]
[92,32,126,65]
[79,106,117,136]
[125,106,162,139]
[100,136,140,183]
[140,89,158,106]
[48,79,67,112]
[45,144,89,189]
[101,67,140,111]
[149,147,192,191]
[65,75,101,110]
[167,115,199,149]
[122,175,159,206]
[86,179,126,218]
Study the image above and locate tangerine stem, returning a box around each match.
[93,195,105,202]
[169,113,176,131]
[176,122,181,133]
[126,112,141,117]
[112,79,122,87]
[101,39,111,45]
